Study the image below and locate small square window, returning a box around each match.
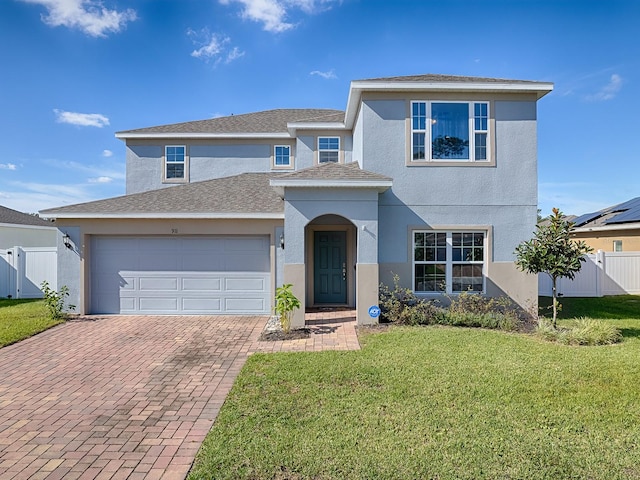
[613,240,623,252]
[318,137,340,163]
[274,145,291,167]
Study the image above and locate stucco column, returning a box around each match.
[284,263,306,329]
[356,263,379,325]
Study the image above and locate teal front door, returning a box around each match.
[314,231,347,304]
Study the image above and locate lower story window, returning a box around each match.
[413,231,485,293]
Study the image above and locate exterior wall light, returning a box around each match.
[63,233,72,249]
[280,232,285,250]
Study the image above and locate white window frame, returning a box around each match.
[164,145,187,182]
[318,136,340,163]
[613,240,623,252]
[410,101,490,163]
[274,145,292,168]
[412,230,486,294]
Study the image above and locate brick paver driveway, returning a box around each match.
[0,315,267,480]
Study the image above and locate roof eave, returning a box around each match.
[286,122,347,136]
[270,179,393,197]
[573,222,640,233]
[39,212,285,220]
[115,132,291,140]
[344,80,554,128]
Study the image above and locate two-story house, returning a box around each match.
[41,74,553,327]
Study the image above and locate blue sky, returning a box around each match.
[1,0,638,217]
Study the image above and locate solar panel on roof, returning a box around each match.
[609,196,640,212]
[604,206,640,224]
[572,211,603,227]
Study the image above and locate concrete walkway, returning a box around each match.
[0,312,359,479]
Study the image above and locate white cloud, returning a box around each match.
[88,176,113,183]
[20,0,137,37]
[54,109,110,127]
[102,149,113,157]
[188,29,244,64]
[586,74,623,101]
[310,69,337,79]
[220,0,292,32]
[0,163,17,170]
[219,0,339,33]
[226,46,245,63]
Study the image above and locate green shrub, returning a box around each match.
[41,281,75,320]
[379,279,520,331]
[379,274,439,325]
[536,317,622,346]
[274,283,300,334]
[438,291,521,331]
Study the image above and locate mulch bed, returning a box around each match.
[259,328,311,341]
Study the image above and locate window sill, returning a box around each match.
[407,160,495,167]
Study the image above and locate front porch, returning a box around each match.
[254,308,360,353]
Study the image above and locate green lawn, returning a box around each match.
[189,297,640,480]
[0,298,63,347]
[540,294,640,320]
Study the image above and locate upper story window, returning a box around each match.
[274,145,291,167]
[318,137,340,163]
[411,102,490,162]
[413,230,485,294]
[165,145,186,180]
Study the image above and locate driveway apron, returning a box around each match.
[0,315,266,480]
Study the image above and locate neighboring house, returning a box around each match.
[40,74,553,327]
[0,205,56,249]
[1,205,57,299]
[571,197,640,252]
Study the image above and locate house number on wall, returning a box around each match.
[171,228,178,234]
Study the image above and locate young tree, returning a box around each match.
[514,208,593,328]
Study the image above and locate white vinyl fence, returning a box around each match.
[539,250,640,297]
[0,247,57,299]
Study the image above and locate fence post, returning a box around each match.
[595,250,605,297]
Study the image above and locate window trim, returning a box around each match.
[163,145,188,183]
[408,101,494,166]
[412,229,487,294]
[273,144,293,169]
[317,136,341,164]
[613,240,623,252]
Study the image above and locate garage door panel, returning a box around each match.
[225,277,266,292]
[139,276,179,291]
[120,297,136,311]
[225,297,267,312]
[181,253,224,271]
[182,277,222,291]
[91,235,271,315]
[182,298,222,312]
[139,297,179,312]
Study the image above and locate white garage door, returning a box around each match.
[91,236,271,315]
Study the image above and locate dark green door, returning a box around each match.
[314,231,347,304]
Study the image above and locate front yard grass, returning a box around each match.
[540,294,640,320]
[0,298,63,347]
[190,324,640,478]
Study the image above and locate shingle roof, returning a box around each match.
[574,197,640,228]
[355,73,547,84]
[40,173,285,217]
[0,205,54,226]
[278,161,392,181]
[117,109,345,136]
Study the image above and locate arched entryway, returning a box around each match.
[305,214,357,308]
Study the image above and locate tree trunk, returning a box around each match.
[551,277,558,329]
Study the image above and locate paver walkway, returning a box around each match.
[0,311,359,480]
